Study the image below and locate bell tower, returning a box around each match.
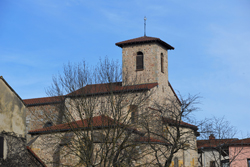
[115,36,174,87]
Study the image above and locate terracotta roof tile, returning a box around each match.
[67,82,158,96]
[229,138,250,146]
[23,82,158,106]
[23,96,64,106]
[29,115,141,135]
[115,36,174,50]
[197,139,238,149]
[27,146,47,167]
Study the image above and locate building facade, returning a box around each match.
[25,36,199,167]
[0,76,46,167]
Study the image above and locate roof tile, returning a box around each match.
[115,36,174,50]
[24,82,158,106]
[23,96,64,106]
[67,82,158,96]
[29,115,119,134]
[29,115,144,135]
[197,139,238,148]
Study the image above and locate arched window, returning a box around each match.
[136,52,143,70]
[161,53,164,73]
[0,136,4,159]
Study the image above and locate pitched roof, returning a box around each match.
[67,82,158,96]
[197,138,238,149]
[29,115,142,135]
[23,83,158,106]
[23,96,64,106]
[115,36,174,50]
[26,146,47,167]
[229,138,250,146]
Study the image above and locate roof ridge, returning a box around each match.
[23,95,63,100]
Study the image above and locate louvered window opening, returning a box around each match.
[161,53,164,73]
[136,52,143,70]
[0,136,3,159]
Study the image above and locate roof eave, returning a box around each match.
[66,87,154,98]
[29,124,144,136]
[116,40,174,50]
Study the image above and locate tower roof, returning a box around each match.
[115,36,174,50]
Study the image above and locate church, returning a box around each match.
[24,35,199,167]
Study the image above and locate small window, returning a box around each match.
[161,53,164,73]
[136,52,143,70]
[221,159,229,167]
[210,161,215,167]
[248,159,250,167]
[174,157,178,167]
[43,121,53,128]
[0,136,3,159]
[130,105,138,124]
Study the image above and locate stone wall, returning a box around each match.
[122,43,168,87]
[0,79,26,137]
[0,131,44,167]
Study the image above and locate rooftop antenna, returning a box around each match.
[144,16,147,37]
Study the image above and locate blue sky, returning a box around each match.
[1,0,250,138]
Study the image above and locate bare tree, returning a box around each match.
[199,116,237,140]
[28,58,156,167]
[197,116,241,167]
[26,57,204,167]
[141,93,201,167]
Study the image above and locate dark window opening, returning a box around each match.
[43,121,53,128]
[0,136,4,159]
[210,161,215,167]
[161,53,164,73]
[174,157,178,167]
[221,159,229,167]
[136,52,143,70]
[248,159,250,167]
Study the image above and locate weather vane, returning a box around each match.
[144,16,147,37]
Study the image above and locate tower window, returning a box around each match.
[161,53,164,73]
[0,136,4,159]
[136,52,143,70]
